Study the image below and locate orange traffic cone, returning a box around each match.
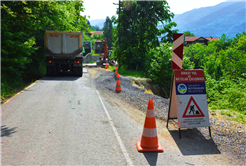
[136,97,164,152]
[115,73,120,80]
[114,67,118,77]
[115,80,122,93]
[105,62,109,69]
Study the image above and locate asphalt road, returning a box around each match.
[1,68,229,165]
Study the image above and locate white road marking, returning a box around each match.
[96,90,134,166]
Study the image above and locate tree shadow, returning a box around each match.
[143,152,158,166]
[1,125,17,137]
[168,128,221,155]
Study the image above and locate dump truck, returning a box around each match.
[45,30,84,76]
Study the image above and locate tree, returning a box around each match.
[183,31,195,37]
[103,16,113,50]
[89,25,102,31]
[112,0,177,70]
[1,1,88,97]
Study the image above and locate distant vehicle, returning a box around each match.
[96,38,115,67]
[44,30,84,76]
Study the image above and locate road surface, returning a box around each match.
[1,68,230,165]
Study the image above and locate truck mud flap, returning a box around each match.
[46,66,57,76]
[73,66,83,77]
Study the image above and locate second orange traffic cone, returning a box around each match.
[115,73,120,80]
[136,97,164,152]
[114,67,118,78]
[115,80,122,93]
[105,62,109,69]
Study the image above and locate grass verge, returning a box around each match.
[108,66,146,78]
[84,61,96,64]
[1,79,35,103]
[218,110,246,124]
[92,54,101,56]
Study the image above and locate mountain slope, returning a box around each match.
[172,1,246,37]
[89,19,105,29]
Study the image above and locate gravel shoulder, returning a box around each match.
[89,68,246,165]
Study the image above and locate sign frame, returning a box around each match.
[166,69,212,139]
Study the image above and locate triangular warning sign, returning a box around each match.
[182,96,205,118]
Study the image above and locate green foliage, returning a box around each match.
[89,25,102,31]
[112,0,176,70]
[103,16,113,50]
[146,42,194,94]
[108,65,145,78]
[183,31,195,37]
[159,22,179,43]
[119,68,146,78]
[91,33,104,41]
[1,1,88,99]
[183,32,246,115]
[205,73,246,114]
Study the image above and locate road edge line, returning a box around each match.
[95,90,134,166]
[1,81,39,105]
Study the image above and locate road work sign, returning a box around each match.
[167,69,211,138]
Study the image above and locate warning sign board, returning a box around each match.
[174,70,210,128]
[167,69,210,130]
[182,96,205,118]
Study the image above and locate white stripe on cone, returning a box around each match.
[142,128,158,137]
[172,52,183,69]
[146,109,155,118]
[173,34,184,50]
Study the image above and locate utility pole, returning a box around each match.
[118,0,121,69]
[113,0,121,69]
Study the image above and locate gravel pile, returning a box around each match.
[93,68,169,119]
[91,68,246,164]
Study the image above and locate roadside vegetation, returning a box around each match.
[109,66,146,78]
[110,0,246,123]
[146,33,246,123]
[1,1,245,124]
[1,1,89,100]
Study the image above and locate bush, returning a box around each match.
[146,42,194,94]
[187,32,246,114]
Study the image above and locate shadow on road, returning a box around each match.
[40,76,81,81]
[1,125,17,137]
[168,128,221,155]
[143,152,158,166]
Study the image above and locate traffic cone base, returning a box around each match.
[136,97,164,153]
[136,141,164,152]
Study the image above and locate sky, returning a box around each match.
[82,0,229,21]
